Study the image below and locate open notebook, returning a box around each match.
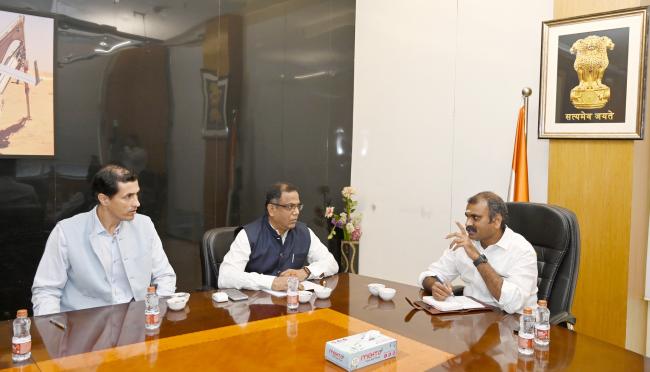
[422,296,486,312]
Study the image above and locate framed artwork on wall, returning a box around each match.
[201,69,228,138]
[539,7,648,139]
[0,6,55,156]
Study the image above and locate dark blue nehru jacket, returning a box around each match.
[241,215,311,276]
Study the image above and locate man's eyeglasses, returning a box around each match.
[270,203,304,212]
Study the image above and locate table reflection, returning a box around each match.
[34,300,168,359]
[436,312,574,371]
[363,294,396,311]
[213,277,339,325]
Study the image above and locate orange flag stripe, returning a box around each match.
[511,106,529,202]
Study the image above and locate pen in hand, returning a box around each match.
[49,318,66,330]
[445,282,455,298]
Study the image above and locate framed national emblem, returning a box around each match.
[201,69,228,138]
[539,7,648,139]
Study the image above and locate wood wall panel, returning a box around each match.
[554,0,637,17]
[202,16,242,229]
[550,0,647,349]
[104,46,170,174]
[548,140,633,346]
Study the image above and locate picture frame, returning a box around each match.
[539,7,648,139]
[201,69,228,138]
[0,6,56,156]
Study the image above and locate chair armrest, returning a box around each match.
[550,311,576,329]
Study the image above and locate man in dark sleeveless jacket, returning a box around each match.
[218,182,338,291]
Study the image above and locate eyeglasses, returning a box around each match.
[270,203,304,212]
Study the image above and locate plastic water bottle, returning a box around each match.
[534,299,550,346]
[287,276,299,310]
[518,306,535,355]
[144,286,160,330]
[12,309,31,362]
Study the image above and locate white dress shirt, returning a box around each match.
[95,218,134,304]
[418,227,538,314]
[218,225,339,290]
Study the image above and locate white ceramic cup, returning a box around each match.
[171,292,190,301]
[368,283,385,296]
[298,290,312,303]
[314,287,333,299]
[167,297,188,311]
[378,287,396,301]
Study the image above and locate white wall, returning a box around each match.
[352,0,553,285]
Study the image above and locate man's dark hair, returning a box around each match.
[92,165,138,200]
[467,191,508,232]
[265,182,299,209]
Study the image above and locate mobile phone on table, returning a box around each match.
[222,288,249,301]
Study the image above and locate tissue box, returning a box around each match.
[325,331,397,371]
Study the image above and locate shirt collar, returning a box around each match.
[93,205,121,236]
[473,226,514,251]
[268,221,288,240]
[492,226,514,250]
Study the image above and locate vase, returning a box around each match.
[340,240,359,274]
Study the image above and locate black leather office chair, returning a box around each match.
[200,227,237,289]
[506,202,580,328]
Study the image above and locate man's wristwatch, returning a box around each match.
[473,254,488,267]
[302,266,311,278]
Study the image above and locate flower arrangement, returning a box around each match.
[325,186,362,241]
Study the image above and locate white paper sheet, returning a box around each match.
[262,281,326,297]
[422,296,485,312]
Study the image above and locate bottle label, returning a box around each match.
[145,313,159,325]
[12,341,31,355]
[535,328,549,341]
[518,335,532,349]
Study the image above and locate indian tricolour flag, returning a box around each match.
[507,106,529,202]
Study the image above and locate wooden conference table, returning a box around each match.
[0,274,647,371]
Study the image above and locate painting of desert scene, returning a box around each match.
[0,10,54,156]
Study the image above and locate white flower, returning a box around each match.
[346,222,355,233]
[342,186,356,199]
[339,212,347,223]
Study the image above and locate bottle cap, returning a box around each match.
[147,286,156,293]
[16,309,28,318]
[538,299,547,307]
[523,306,533,314]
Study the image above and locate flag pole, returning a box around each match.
[508,88,532,202]
[521,87,532,141]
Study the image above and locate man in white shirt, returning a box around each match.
[32,165,176,315]
[419,191,537,314]
[219,182,338,291]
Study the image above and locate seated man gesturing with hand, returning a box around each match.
[218,182,338,291]
[419,192,538,314]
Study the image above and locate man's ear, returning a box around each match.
[98,193,109,206]
[266,204,274,217]
[491,214,503,229]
